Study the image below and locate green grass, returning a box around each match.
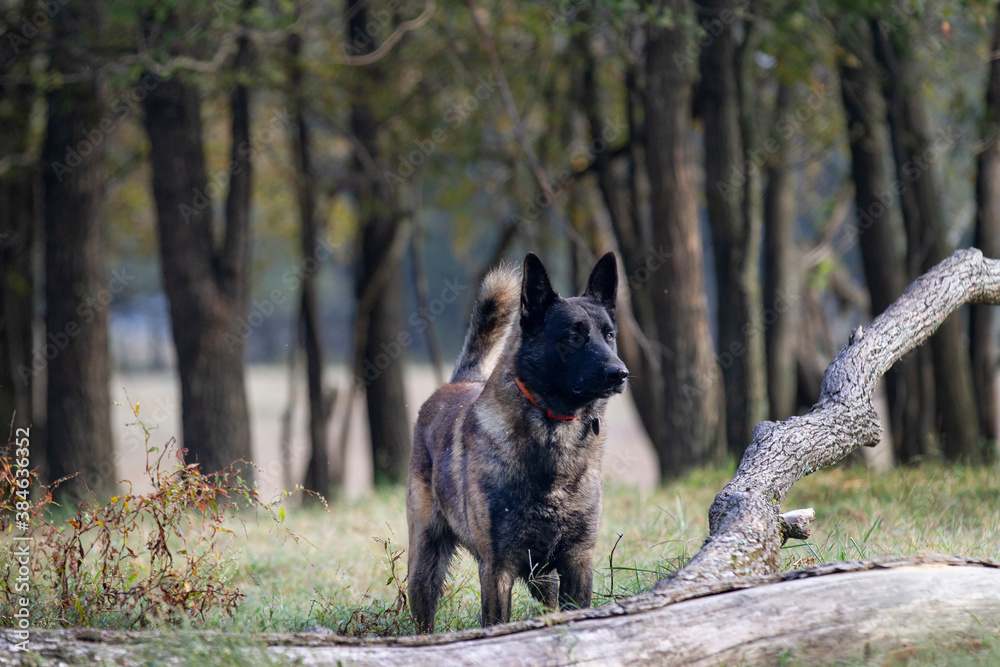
[6,463,999,664]
[782,464,1000,567]
[220,463,999,637]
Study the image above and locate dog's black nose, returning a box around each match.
[606,367,629,385]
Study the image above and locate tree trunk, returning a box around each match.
[644,0,725,475]
[411,221,446,386]
[971,3,1000,451]
[142,38,254,480]
[735,19,769,447]
[347,0,411,485]
[837,22,923,463]
[872,24,984,462]
[697,0,768,456]
[222,7,254,323]
[762,84,799,421]
[0,33,37,448]
[287,18,332,497]
[576,30,668,471]
[41,5,114,501]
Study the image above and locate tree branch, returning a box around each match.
[127,28,241,77]
[331,1,436,66]
[0,152,36,178]
[333,216,413,480]
[658,248,1000,587]
[464,0,662,374]
[464,0,589,254]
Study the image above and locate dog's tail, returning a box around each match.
[450,263,521,384]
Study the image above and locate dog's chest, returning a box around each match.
[484,447,601,558]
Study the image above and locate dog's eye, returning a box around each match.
[605,331,614,341]
[567,331,580,342]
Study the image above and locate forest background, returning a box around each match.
[0,0,998,506]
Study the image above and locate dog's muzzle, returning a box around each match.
[605,365,629,393]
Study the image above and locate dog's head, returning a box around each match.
[515,252,628,416]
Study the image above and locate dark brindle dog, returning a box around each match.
[406,252,628,632]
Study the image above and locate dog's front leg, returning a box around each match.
[527,570,559,611]
[557,549,594,611]
[478,559,514,626]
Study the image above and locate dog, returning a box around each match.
[406,251,628,632]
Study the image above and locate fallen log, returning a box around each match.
[3,556,998,665]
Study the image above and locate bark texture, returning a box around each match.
[4,557,997,666]
[576,31,669,472]
[643,0,725,475]
[410,224,445,386]
[287,19,332,496]
[762,84,799,421]
[971,3,1000,449]
[873,25,984,462]
[42,5,115,500]
[0,34,37,444]
[142,33,254,479]
[698,0,768,456]
[347,0,411,484]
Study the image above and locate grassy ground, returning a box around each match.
[6,463,999,665]
[220,463,999,639]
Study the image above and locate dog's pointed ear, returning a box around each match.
[584,252,618,316]
[521,253,557,332]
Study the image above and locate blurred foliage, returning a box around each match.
[4,0,997,361]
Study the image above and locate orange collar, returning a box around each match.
[514,377,577,421]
